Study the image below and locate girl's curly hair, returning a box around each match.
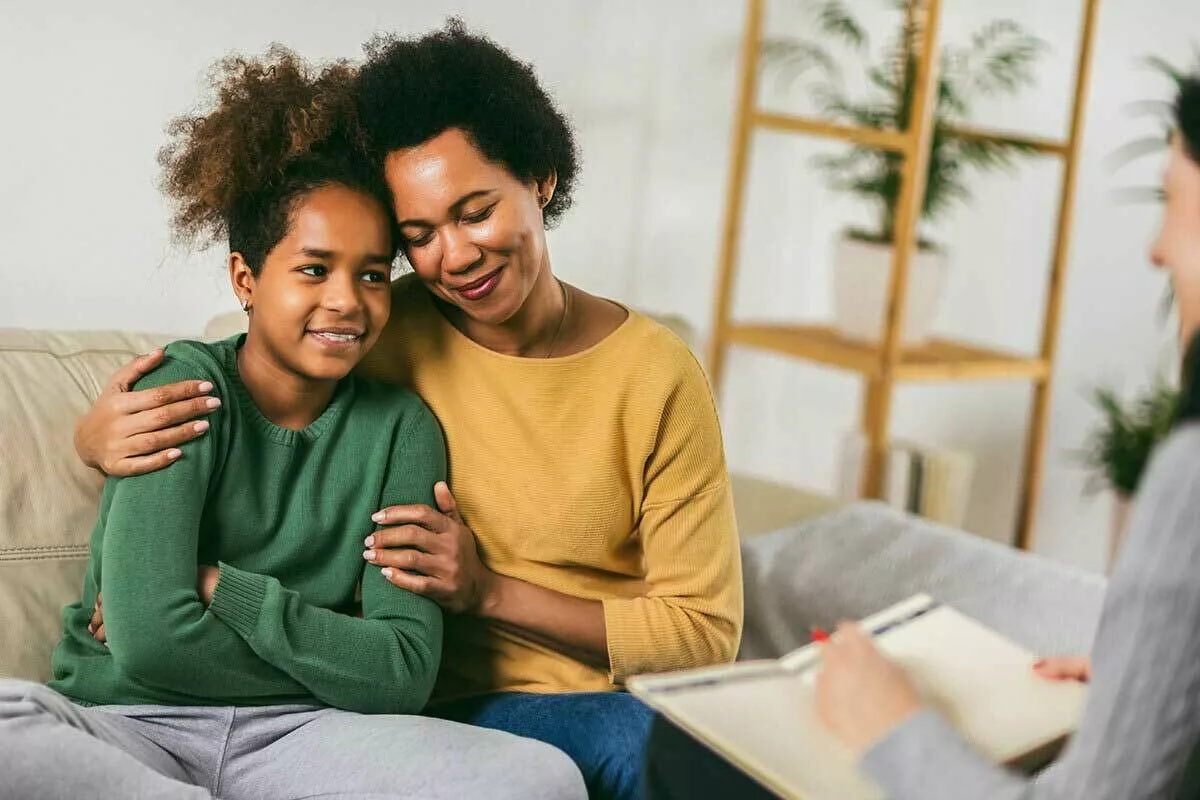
[159,45,394,273]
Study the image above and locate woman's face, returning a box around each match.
[1152,135,1200,347]
[384,128,555,326]
[232,184,394,382]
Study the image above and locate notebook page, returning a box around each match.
[876,607,1086,764]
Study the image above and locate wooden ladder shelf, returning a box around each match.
[707,0,1103,549]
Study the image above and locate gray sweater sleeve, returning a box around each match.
[860,424,1200,800]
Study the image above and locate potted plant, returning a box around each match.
[1082,381,1180,567]
[762,1,1046,345]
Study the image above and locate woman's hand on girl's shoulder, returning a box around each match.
[363,482,496,614]
[77,350,221,477]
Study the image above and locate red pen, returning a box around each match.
[810,626,830,643]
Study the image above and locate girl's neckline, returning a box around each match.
[220,334,354,446]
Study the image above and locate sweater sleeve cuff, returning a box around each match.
[860,709,1026,800]
[208,562,270,640]
[601,598,642,683]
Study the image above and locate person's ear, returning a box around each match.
[534,171,558,210]
[229,253,257,313]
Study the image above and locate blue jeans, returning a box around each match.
[431,691,654,800]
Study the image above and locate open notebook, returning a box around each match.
[629,595,1086,800]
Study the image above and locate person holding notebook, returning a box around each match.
[644,73,1200,800]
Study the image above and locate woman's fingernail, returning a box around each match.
[198,382,214,393]
[364,535,375,548]
[167,449,183,460]
[381,568,394,579]
[206,397,222,409]
[88,624,94,634]
[371,511,385,523]
[363,550,376,561]
[1032,660,1046,669]
[194,421,210,433]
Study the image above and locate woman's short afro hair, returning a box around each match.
[356,19,581,228]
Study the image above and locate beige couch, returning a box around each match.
[0,318,841,682]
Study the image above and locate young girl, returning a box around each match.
[0,49,583,800]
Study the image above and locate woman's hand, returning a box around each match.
[89,565,221,644]
[815,623,922,754]
[1033,655,1092,683]
[75,350,220,477]
[363,482,496,614]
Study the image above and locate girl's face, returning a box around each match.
[231,184,394,382]
[1152,135,1200,347]
[384,128,556,326]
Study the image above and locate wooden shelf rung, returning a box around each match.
[723,323,1047,383]
[750,110,1068,159]
[944,125,1070,157]
[727,322,879,373]
[895,353,1050,382]
[752,111,909,153]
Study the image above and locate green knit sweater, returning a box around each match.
[48,336,446,714]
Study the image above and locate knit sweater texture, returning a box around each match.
[359,278,744,699]
[50,336,446,714]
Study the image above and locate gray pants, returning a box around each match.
[0,680,586,800]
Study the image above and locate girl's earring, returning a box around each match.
[241,298,251,314]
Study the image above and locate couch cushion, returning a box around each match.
[0,329,172,680]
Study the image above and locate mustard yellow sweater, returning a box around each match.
[361,277,743,698]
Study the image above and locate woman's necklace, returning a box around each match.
[544,279,570,358]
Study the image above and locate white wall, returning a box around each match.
[0,0,1194,571]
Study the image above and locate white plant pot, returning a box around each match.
[831,234,948,348]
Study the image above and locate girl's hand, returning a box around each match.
[363,482,496,614]
[88,593,106,645]
[197,566,221,606]
[75,350,220,477]
[815,623,922,754]
[1033,655,1092,683]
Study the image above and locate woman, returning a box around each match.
[644,75,1200,799]
[0,48,583,800]
[75,22,743,800]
